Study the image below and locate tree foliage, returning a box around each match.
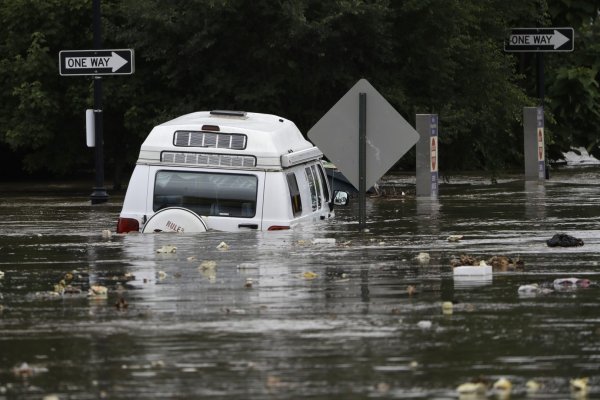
[0,0,598,182]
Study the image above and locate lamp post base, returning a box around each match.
[90,187,109,204]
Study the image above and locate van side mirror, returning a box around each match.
[333,191,349,206]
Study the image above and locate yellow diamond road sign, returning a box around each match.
[308,79,419,190]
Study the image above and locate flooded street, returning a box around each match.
[1,168,599,399]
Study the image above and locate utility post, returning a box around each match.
[90,0,108,204]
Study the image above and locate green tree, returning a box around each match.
[0,0,92,176]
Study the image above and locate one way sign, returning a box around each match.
[504,28,574,52]
[59,49,135,76]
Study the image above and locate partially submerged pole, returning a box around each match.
[415,114,439,197]
[523,106,545,181]
[358,93,367,229]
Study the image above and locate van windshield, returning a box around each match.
[153,170,258,218]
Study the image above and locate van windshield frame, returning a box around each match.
[153,170,258,218]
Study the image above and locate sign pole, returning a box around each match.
[358,93,367,229]
[536,53,545,105]
[90,0,108,204]
[415,114,439,197]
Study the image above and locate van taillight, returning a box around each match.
[116,217,140,233]
[267,225,290,231]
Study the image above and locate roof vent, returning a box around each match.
[174,131,247,150]
[210,110,247,118]
[162,151,256,167]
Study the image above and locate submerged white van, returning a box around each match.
[116,110,347,233]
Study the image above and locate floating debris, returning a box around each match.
[526,379,541,393]
[553,277,591,290]
[406,285,417,296]
[0,270,4,279]
[302,271,318,279]
[570,377,589,394]
[156,245,177,253]
[157,271,168,280]
[88,285,108,297]
[519,283,554,296]
[101,229,112,239]
[11,362,47,378]
[237,262,259,270]
[417,320,432,329]
[216,241,230,250]
[244,278,253,288]
[312,238,336,245]
[450,254,524,271]
[492,377,512,394]
[414,252,430,265]
[547,233,584,247]
[115,297,128,310]
[186,256,197,262]
[453,261,492,277]
[456,381,487,395]
[199,260,217,270]
[442,301,453,315]
[447,235,464,242]
[374,382,390,394]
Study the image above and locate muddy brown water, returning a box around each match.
[1,168,599,399]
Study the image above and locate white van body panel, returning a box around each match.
[117,111,334,233]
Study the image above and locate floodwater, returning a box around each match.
[0,168,599,399]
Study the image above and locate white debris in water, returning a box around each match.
[199,260,217,270]
[414,252,430,265]
[156,245,177,253]
[447,235,463,242]
[312,238,336,245]
[417,320,432,329]
[87,285,108,297]
[157,271,168,280]
[101,229,112,239]
[442,301,453,315]
[216,241,230,250]
[518,283,540,293]
[0,270,4,279]
[562,146,600,165]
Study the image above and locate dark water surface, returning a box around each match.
[1,169,599,399]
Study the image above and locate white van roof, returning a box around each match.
[137,110,322,170]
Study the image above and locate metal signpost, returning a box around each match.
[308,79,420,229]
[415,114,439,197]
[505,27,573,181]
[58,0,134,204]
[523,107,545,180]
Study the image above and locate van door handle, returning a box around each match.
[238,224,258,229]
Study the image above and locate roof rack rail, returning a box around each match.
[210,110,247,117]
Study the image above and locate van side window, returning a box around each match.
[286,173,302,217]
[305,166,320,211]
[311,165,324,208]
[317,164,331,203]
[153,170,257,218]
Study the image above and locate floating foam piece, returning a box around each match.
[453,265,492,276]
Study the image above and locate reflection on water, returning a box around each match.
[1,169,600,399]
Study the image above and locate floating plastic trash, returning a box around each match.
[156,245,177,253]
[453,264,492,276]
[312,238,336,245]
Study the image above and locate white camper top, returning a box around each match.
[137,110,323,170]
